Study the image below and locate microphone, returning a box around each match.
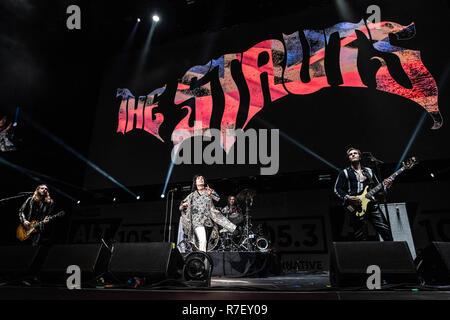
[362,152,384,164]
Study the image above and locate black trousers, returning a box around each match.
[30,233,41,246]
[350,202,393,241]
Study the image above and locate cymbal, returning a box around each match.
[236,188,257,202]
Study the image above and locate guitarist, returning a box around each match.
[334,147,393,241]
[18,184,57,246]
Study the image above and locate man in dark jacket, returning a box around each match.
[18,184,56,246]
[334,147,393,241]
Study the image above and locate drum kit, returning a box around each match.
[179,189,270,253]
[216,211,269,252]
[213,189,270,252]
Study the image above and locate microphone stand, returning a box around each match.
[241,197,253,251]
[364,153,393,240]
[168,190,175,243]
[164,192,169,242]
[0,193,31,204]
[164,189,176,243]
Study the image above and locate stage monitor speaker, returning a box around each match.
[330,241,418,287]
[0,245,47,280]
[417,242,450,285]
[40,243,111,285]
[108,242,184,283]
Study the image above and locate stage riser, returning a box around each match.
[183,252,282,277]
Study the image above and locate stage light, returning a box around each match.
[161,160,176,199]
[396,111,427,171]
[137,18,141,22]
[113,197,117,202]
[396,63,449,171]
[161,194,165,199]
[136,196,141,200]
[13,106,19,127]
[430,173,435,178]
[183,252,213,287]
[77,200,81,204]
[132,13,159,86]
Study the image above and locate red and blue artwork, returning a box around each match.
[116,20,441,152]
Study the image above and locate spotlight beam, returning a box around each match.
[123,19,140,52]
[161,159,176,197]
[19,166,90,193]
[21,112,138,199]
[396,60,450,170]
[0,156,78,202]
[255,117,340,172]
[133,19,158,86]
[395,110,427,170]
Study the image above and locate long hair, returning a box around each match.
[191,174,209,192]
[32,184,51,204]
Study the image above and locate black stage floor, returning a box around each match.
[1,272,450,300]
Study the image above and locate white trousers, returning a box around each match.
[195,226,207,252]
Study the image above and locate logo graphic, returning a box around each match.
[116,20,441,154]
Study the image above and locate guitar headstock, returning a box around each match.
[402,156,418,170]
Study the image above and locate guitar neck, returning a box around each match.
[367,166,406,197]
[36,211,65,228]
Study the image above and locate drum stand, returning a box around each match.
[218,213,239,251]
[218,230,239,251]
[239,198,255,251]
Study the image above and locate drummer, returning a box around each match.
[222,195,242,215]
[221,195,243,231]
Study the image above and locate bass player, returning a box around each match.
[334,147,393,241]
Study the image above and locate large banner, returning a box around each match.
[85,1,448,190]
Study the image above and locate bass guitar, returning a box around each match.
[16,211,65,241]
[345,157,418,217]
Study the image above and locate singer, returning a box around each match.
[334,147,393,241]
[18,184,58,246]
[179,175,237,252]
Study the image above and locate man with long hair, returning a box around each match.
[334,147,393,241]
[179,175,237,252]
[18,184,55,246]
[221,195,243,226]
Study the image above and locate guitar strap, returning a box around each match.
[343,169,350,193]
[363,167,376,186]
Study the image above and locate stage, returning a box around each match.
[1,272,450,300]
[1,2,450,316]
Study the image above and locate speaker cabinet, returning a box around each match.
[108,242,184,283]
[330,241,418,287]
[417,242,450,285]
[40,243,111,285]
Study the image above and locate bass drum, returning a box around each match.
[192,225,219,252]
[255,236,270,252]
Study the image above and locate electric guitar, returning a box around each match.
[345,157,418,217]
[16,211,65,241]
